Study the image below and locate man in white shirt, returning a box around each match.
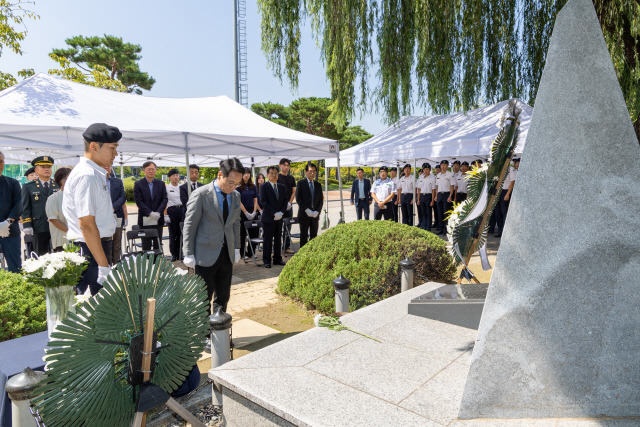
[495,158,519,238]
[435,160,455,235]
[397,164,416,226]
[456,161,470,203]
[63,123,120,295]
[371,166,397,220]
[165,168,183,261]
[389,168,400,222]
[416,163,437,231]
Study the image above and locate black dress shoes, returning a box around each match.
[264,263,271,268]
[274,261,286,266]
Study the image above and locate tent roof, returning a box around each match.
[326,99,532,167]
[0,73,338,164]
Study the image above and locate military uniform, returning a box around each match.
[390,172,400,222]
[22,156,59,256]
[417,164,436,230]
[398,165,415,226]
[435,161,455,235]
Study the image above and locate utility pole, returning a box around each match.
[233,0,248,107]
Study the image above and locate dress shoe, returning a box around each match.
[171,256,177,262]
[264,263,271,268]
[274,260,286,266]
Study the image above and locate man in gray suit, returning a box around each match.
[182,158,244,319]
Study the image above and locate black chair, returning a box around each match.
[244,220,264,266]
[282,217,301,256]
[124,228,163,259]
[23,234,34,260]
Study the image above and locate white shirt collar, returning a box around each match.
[80,157,107,181]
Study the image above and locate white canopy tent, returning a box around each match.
[0,73,345,216]
[326,99,532,168]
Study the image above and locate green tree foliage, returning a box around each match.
[51,34,156,94]
[48,54,128,92]
[258,0,640,138]
[0,0,38,90]
[277,220,456,314]
[0,269,46,341]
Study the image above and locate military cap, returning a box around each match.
[82,123,122,143]
[378,166,389,172]
[167,168,179,177]
[512,157,521,162]
[31,156,54,166]
[452,160,461,165]
[461,161,470,166]
[24,166,36,177]
[422,163,431,169]
[403,163,411,169]
[440,159,449,165]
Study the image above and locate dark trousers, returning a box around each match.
[432,202,439,228]
[416,196,424,227]
[489,209,497,233]
[111,227,123,262]
[355,199,370,220]
[374,202,393,220]
[263,220,283,264]
[141,225,163,251]
[32,231,51,257]
[419,194,433,230]
[496,189,510,234]
[282,207,293,249]
[457,193,467,203]
[77,240,113,296]
[390,195,399,222]
[299,217,319,248]
[239,211,258,257]
[401,194,414,226]
[436,193,451,231]
[0,236,21,273]
[195,249,233,314]
[167,206,184,259]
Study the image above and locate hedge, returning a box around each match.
[0,269,46,341]
[277,220,456,314]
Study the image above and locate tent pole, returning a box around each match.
[335,144,345,224]
[184,133,191,197]
[324,162,329,221]
[251,156,256,182]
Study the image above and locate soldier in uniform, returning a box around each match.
[416,163,437,231]
[371,166,397,220]
[456,161,470,203]
[435,160,455,235]
[432,165,441,229]
[389,168,400,222]
[397,164,415,226]
[22,156,60,256]
[24,167,38,182]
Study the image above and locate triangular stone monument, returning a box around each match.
[459,0,640,419]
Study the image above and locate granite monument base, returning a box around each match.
[408,283,488,330]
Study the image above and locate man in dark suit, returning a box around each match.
[180,164,203,211]
[105,165,126,262]
[350,167,372,220]
[259,165,287,268]
[296,163,324,248]
[133,161,168,251]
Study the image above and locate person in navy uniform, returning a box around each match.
[105,165,126,262]
[350,168,372,220]
[0,151,23,272]
[133,161,168,251]
[22,155,60,256]
[296,163,324,248]
[259,165,287,268]
[24,166,38,182]
[165,168,184,261]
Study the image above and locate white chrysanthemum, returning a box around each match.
[23,258,45,273]
[174,267,188,276]
[42,265,57,279]
[314,314,322,327]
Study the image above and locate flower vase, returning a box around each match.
[45,286,76,339]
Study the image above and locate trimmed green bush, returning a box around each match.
[277,221,456,314]
[124,177,136,202]
[0,269,46,341]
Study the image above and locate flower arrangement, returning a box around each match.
[23,251,88,288]
[314,315,381,342]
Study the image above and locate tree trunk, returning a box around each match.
[634,116,640,144]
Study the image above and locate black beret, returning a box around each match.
[167,168,179,177]
[452,160,461,165]
[440,159,449,165]
[434,164,441,168]
[461,161,470,166]
[31,156,54,166]
[378,166,388,172]
[403,163,411,169]
[82,123,122,143]
[422,163,431,169]
[24,166,36,177]
[513,157,521,162]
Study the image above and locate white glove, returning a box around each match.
[23,227,34,235]
[123,219,128,227]
[164,215,171,224]
[274,212,283,221]
[287,202,292,211]
[0,221,9,237]
[149,212,161,220]
[97,266,112,285]
[234,249,241,263]
[305,208,313,217]
[183,255,196,268]
[248,211,256,220]
[312,211,320,218]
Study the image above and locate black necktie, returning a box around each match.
[223,194,229,223]
[309,180,314,201]
[192,183,196,191]
[273,183,278,199]
[44,181,49,194]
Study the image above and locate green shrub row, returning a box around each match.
[0,269,46,341]
[277,220,456,314]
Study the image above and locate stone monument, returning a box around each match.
[459,0,640,419]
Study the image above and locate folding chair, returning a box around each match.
[124,228,164,259]
[282,217,301,256]
[23,234,34,260]
[244,220,264,266]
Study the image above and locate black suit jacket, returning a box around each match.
[180,181,204,207]
[350,179,372,204]
[296,179,324,220]
[134,178,168,227]
[259,182,287,224]
[108,177,126,218]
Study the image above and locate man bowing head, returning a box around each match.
[182,158,243,321]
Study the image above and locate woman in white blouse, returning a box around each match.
[45,167,72,252]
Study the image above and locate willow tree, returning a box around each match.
[258,0,640,139]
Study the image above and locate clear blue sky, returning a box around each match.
[2,0,396,135]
